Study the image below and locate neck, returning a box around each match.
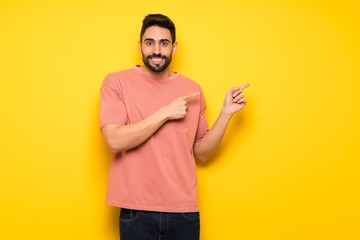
[140,65,173,79]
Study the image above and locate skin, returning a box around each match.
[101,25,249,162]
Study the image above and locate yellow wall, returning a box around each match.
[1,0,359,239]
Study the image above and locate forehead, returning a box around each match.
[142,26,172,42]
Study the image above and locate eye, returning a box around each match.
[144,41,154,46]
[160,41,169,47]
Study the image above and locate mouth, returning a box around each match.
[149,56,165,65]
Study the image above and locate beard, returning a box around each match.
[142,52,172,73]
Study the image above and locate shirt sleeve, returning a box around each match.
[99,74,128,130]
[194,91,209,142]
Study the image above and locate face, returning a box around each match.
[139,26,177,73]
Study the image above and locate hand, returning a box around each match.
[163,92,200,120]
[222,83,250,115]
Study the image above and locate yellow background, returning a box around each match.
[1,0,359,239]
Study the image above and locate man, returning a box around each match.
[99,14,249,240]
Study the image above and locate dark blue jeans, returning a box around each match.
[119,208,200,240]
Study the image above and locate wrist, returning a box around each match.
[155,106,171,122]
[220,108,233,120]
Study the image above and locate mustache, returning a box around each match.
[147,54,167,60]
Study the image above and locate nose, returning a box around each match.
[152,43,161,54]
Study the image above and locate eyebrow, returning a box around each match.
[144,38,170,43]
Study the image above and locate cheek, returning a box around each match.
[141,49,151,57]
[163,48,173,56]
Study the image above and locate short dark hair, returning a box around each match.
[140,14,176,43]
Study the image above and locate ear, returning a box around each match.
[138,41,142,53]
[172,42,178,55]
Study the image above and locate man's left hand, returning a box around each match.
[222,83,250,115]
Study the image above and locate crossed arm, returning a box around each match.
[101,84,249,162]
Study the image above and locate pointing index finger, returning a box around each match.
[239,83,250,91]
[184,92,200,101]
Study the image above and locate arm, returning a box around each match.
[194,84,250,162]
[101,92,199,153]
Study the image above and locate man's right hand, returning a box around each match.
[163,92,200,120]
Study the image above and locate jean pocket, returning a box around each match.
[120,209,139,222]
[181,212,200,221]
